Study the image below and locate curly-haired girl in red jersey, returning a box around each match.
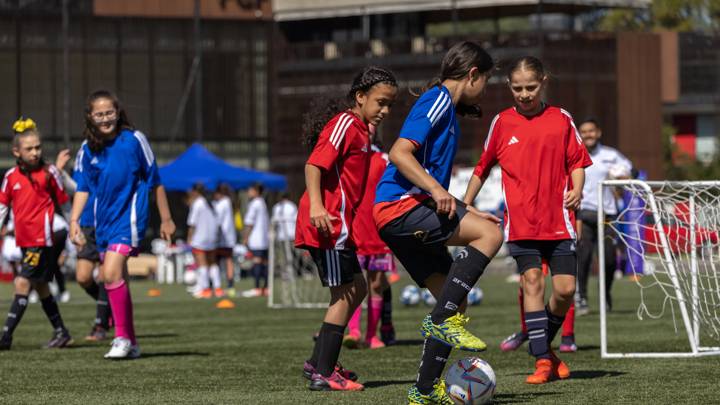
[464,56,592,384]
[295,66,398,392]
[0,118,72,350]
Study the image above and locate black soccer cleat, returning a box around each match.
[0,334,12,351]
[46,329,73,349]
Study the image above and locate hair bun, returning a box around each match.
[12,117,37,134]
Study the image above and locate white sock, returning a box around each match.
[209,265,222,290]
[197,266,209,291]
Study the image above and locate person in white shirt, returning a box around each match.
[271,193,297,242]
[242,183,269,297]
[576,118,633,315]
[187,184,223,298]
[51,213,70,303]
[212,184,237,296]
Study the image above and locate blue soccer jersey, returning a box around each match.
[76,129,161,251]
[375,85,459,204]
[73,142,96,228]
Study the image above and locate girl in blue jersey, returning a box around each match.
[70,90,175,359]
[372,42,503,404]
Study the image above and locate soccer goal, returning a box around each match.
[267,220,329,308]
[600,180,720,358]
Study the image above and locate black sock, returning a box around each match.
[227,275,234,289]
[546,305,565,344]
[430,246,490,323]
[381,287,393,326]
[2,294,29,338]
[55,271,66,294]
[308,329,322,368]
[315,322,345,377]
[96,283,112,329]
[259,264,268,289]
[252,264,262,289]
[416,338,452,395]
[40,295,66,332]
[526,310,550,359]
[82,281,100,300]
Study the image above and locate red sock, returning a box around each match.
[365,296,383,343]
[105,280,136,345]
[347,306,361,337]
[562,301,575,337]
[519,287,527,334]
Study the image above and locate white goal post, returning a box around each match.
[599,180,720,358]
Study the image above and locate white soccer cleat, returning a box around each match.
[59,291,71,303]
[104,337,141,359]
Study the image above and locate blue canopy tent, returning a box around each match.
[159,143,287,192]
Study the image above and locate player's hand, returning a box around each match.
[70,221,86,247]
[310,204,336,237]
[467,205,502,224]
[431,186,456,219]
[160,218,176,243]
[55,149,72,171]
[564,189,582,211]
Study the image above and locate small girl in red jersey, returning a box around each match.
[0,118,72,350]
[464,56,592,384]
[295,67,398,392]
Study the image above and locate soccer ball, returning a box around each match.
[467,287,484,306]
[400,285,421,306]
[445,357,496,405]
[421,288,437,306]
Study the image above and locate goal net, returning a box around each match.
[600,180,720,358]
[267,219,329,308]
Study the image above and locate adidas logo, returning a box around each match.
[449,126,455,134]
[91,157,99,164]
[507,136,519,146]
[12,183,20,191]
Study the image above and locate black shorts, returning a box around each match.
[250,249,269,260]
[19,247,53,283]
[308,248,362,287]
[379,198,468,287]
[508,239,577,275]
[77,227,100,262]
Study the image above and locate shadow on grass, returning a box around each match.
[136,333,180,339]
[140,351,210,359]
[493,391,560,404]
[570,370,626,379]
[363,379,415,389]
[391,339,425,346]
[576,345,600,351]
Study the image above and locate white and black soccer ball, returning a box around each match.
[400,285,421,306]
[445,357,496,405]
[421,288,437,306]
[467,287,484,306]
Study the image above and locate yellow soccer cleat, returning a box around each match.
[420,313,487,352]
[407,380,454,405]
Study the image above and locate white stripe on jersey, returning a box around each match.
[562,179,577,240]
[130,191,138,246]
[484,114,501,150]
[429,94,451,127]
[48,165,64,191]
[133,131,155,167]
[330,114,352,150]
[502,185,510,242]
[1,167,16,193]
[560,108,583,144]
[74,141,87,173]
[334,166,349,249]
[44,211,52,247]
[426,92,447,122]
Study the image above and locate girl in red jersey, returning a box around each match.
[0,118,73,350]
[296,67,398,392]
[464,56,592,384]
[344,131,396,350]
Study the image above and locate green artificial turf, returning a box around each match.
[0,273,718,404]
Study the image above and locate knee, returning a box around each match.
[14,277,30,294]
[554,282,576,300]
[522,272,545,296]
[482,226,503,251]
[76,273,93,287]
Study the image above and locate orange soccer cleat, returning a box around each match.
[526,358,554,384]
[550,350,570,379]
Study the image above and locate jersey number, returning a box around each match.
[23,251,40,267]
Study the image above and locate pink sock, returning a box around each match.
[106,280,136,345]
[348,306,361,337]
[365,296,383,342]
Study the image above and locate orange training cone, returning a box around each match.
[147,288,162,297]
[216,299,236,309]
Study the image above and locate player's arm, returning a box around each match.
[155,185,175,243]
[70,191,89,246]
[305,163,335,237]
[564,168,585,211]
[389,138,457,219]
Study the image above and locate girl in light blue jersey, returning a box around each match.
[70,90,175,359]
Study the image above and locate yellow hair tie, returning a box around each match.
[12,117,37,134]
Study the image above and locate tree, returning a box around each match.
[599,0,720,32]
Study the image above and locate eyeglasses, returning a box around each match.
[91,110,117,121]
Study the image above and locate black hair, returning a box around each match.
[578,117,600,128]
[506,56,546,82]
[301,66,397,149]
[250,182,264,195]
[420,41,494,118]
[83,89,134,153]
[190,182,213,206]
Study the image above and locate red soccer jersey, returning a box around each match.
[0,165,69,247]
[473,106,592,242]
[295,111,371,250]
[353,151,390,255]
